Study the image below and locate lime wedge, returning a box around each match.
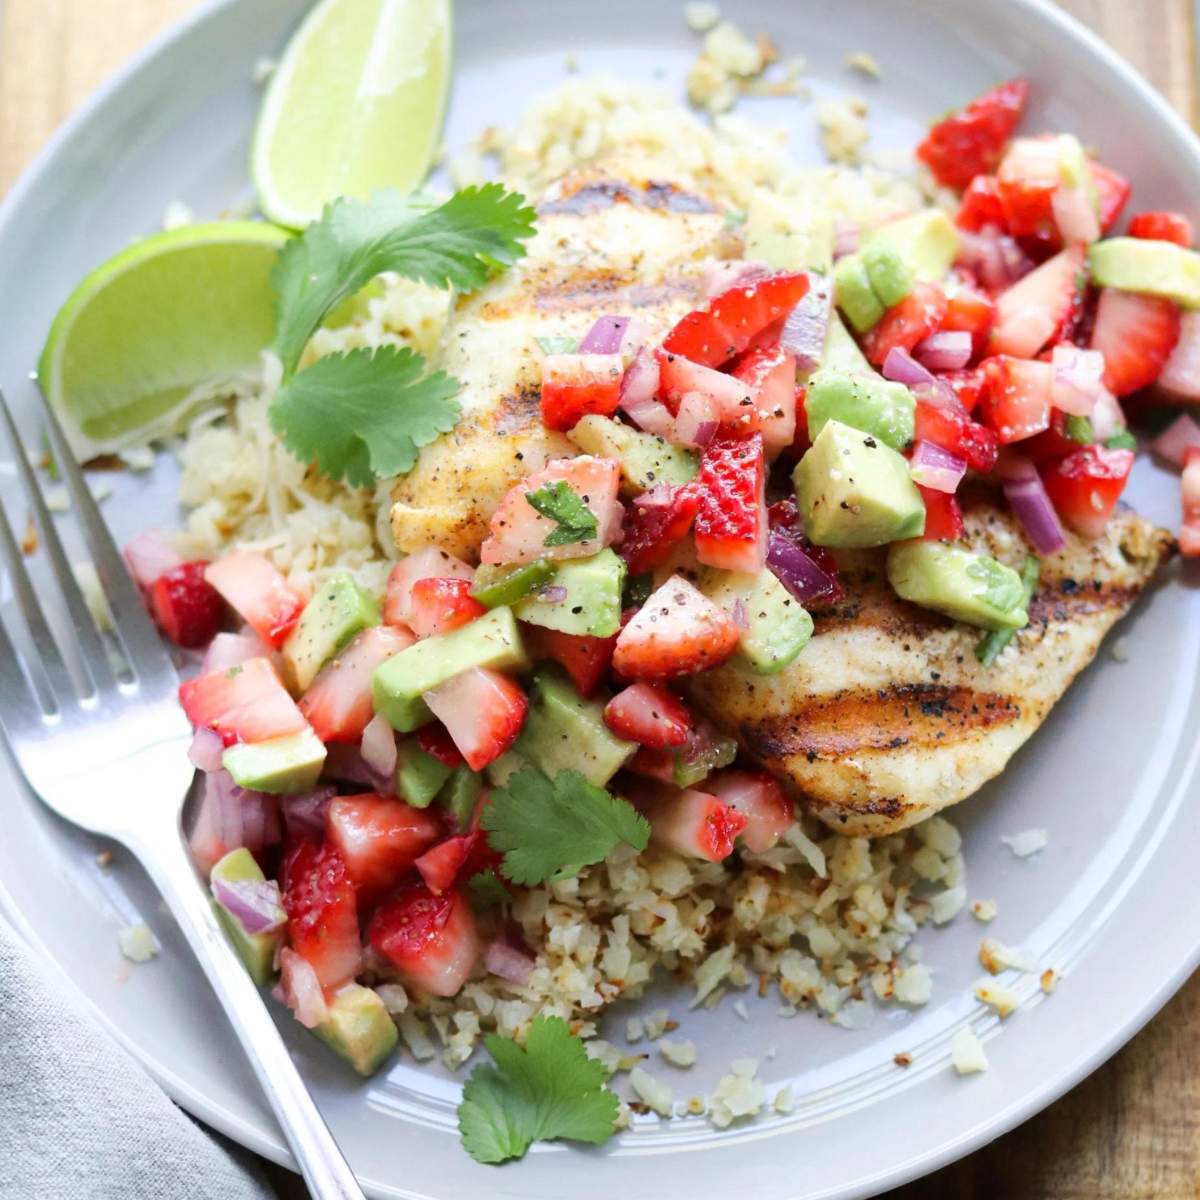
[38,222,288,460]
[252,0,452,230]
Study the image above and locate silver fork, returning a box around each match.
[0,387,366,1200]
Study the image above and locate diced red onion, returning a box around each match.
[212,875,286,935]
[702,259,768,299]
[1089,388,1126,442]
[579,315,631,355]
[207,771,281,858]
[767,530,840,604]
[188,727,225,773]
[360,713,398,780]
[731,598,749,630]
[187,781,226,878]
[673,391,719,449]
[1158,311,1200,400]
[619,349,674,438]
[1050,345,1104,416]
[123,529,183,590]
[1003,469,1067,554]
[322,744,392,793]
[833,218,860,259]
[882,346,960,410]
[279,948,329,1028]
[535,584,569,604]
[280,787,336,841]
[1051,185,1100,245]
[909,440,968,493]
[915,330,972,373]
[780,276,832,373]
[484,939,536,986]
[956,230,1034,290]
[1151,413,1200,468]
[200,629,267,676]
[617,315,650,358]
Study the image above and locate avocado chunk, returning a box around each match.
[567,414,697,495]
[395,739,451,808]
[222,727,327,794]
[504,668,635,787]
[372,607,527,732]
[887,541,1029,631]
[471,559,556,609]
[793,419,925,547]
[744,191,834,272]
[514,548,626,638]
[805,368,915,451]
[1090,237,1200,309]
[283,573,379,692]
[861,238,914,308]
[313,984,399,1077]
[701,568,814,674]
[833,253,885,332]
[868,209,959,281]
[439,764,484,831]
[210,848,283,986]
[819,311,873,377]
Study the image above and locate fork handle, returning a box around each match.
[136,826,367,1200]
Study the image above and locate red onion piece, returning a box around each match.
[730,598,749,630]
[201,629,267,676]
[1089,388,1126,442]
[909,440,968,493]
[702,259,768,299]
[123,529,183,590]
[207,771,282,858]
[188,727,225,773]
[780,276,832,373]
[619,349,674,438]
[915,330,972,372]
[882,347,960,410]
[279,948,329,1029]
[280,787,337,841]
[579,315,631,355]
[1050,345,1104,416]
[767,530,840,604]
[484,939,536,986]
[360,713,398,780]
[956,229,1034,290]
[1151,413,1200,468]
[322,744,392,792]
[673,391,719,449]
[1051,185,1100,245]
[212,875,286,935]
[535,584,569,604]
[833,218,860,259]
[187,781,226,878]
[1158,311,1200,400]
[1003,471,1067,554]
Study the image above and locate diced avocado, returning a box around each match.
[744,191,834,272]
[372,607,527,732]
[673,733,736,788]
[395,739,451,808]
[508,668,635,787]
[439,764,483,831]
[282,573,379,692]
[567,414,697,495]
[484,749,526,788]
[804,368,915,451]
[514,548,625,638]
[833,253,885,332]
[222,727,327,794]
[313,984,399,1077]
[887,541,1029,631]
[793,419,925,548]
[701,569,814,674]
[471,560,556,609]
[819,311,873,377]
[210,848,283,986]
[868,210,959,281]
[1090,237,1200,309]
[861,238,914,308]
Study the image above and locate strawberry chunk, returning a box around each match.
[1090,161,1132,233]
[645,787,747,862]
[326,793,440,901]
[1180,449,1200,557]
[729,346,798,454]
[705,769,794,853]
[203,552,304,649]
[408,577,487,639]
[148,561,224,649]
[918,485,966,541]
[414,834,478,895]
[657,349,751,414]
[604,682,692,748]
[1089,288,1181,397]
[939,366,989,415]
[523,626,617,698]
[996,135,1063,244]
[415,723,465,767]
[540,353,624,431]
[620,481,700,576]
[916,78,1030,190]
[613,574,739,681]
[941,280,996,357]
[864,282,948,367]
[368,883,481,998]
[422,667,528,771]
[979,356,1054,443]
[281,839,362,991]
[1128,211,1194,248]
[179,656,308,746]
[955,174,1007,232]
[1040,445,1134,538]
[989,246,1086,359]
[299,624,413,743]
[1025,407,1094,464]
[693,431,767,573]
[384,548,473,628]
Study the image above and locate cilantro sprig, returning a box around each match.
[524,481,599,548]
[481,767,650,886]
[459,1016,619,1164]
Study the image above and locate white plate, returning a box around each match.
[1,1,1198,1197]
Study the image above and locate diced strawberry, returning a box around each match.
[326,793,440,901]
[281,839,362,991]
[203,552,304,649]
[790,385,811,457]
[1025,407,1093,464]
[1180,449,1200,557]
[480,456,623,566]
[613,574,739,681]
[1090,161,1131,233]
[989,246,1086,359]
[672,389,721,449]
[729,346,798,454]
[863,282,948,367]
[942,280,996,357]
[414,834,478,895]
[299,625,413,743]
[620,481,700,576]
[604,682,692,748]
[916,78,1030,190]
[662,272,809,368]
[918,485,966,541]
[657,349,752,415]
[979,356,1054,443]
[1128,211,1194,247]
[200,628,268,676]
[415,723,465,767]
[384,549,474,628]
[1089,288,1181,396]
[368,883,480,997]
[148,561,224,649]
[645,787,747,861]
[693,431,767,573]
[540,353,624,431]
[123,529,183,590]
[179,656,308,745]
[955,174,1007,232]
[996,136,1063,244]
[913,400,999,472]
[939,366,989,416]
[1040,445,1135,538]
[523,626,617,698]
[705,769,794,853]
[422,666,527,771]
[407,577,487,639]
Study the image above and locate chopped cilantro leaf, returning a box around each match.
[535,335,579,355]
[466,869,510,910]
[1064,413,1094,444]
[458,1016,619,1164]
[976,556,1040,667]
[524,480,599,547]
[481,767,649,886]
[1104,430,1138,451]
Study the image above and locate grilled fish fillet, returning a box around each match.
[685,487,1174,836]
[389,163,736,560]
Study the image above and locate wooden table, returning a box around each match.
[2,3,1197,1197]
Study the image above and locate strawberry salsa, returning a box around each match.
[130,79,1200,1088]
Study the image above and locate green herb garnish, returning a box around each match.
[524,480,599,547]
[975,556,1040,667]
